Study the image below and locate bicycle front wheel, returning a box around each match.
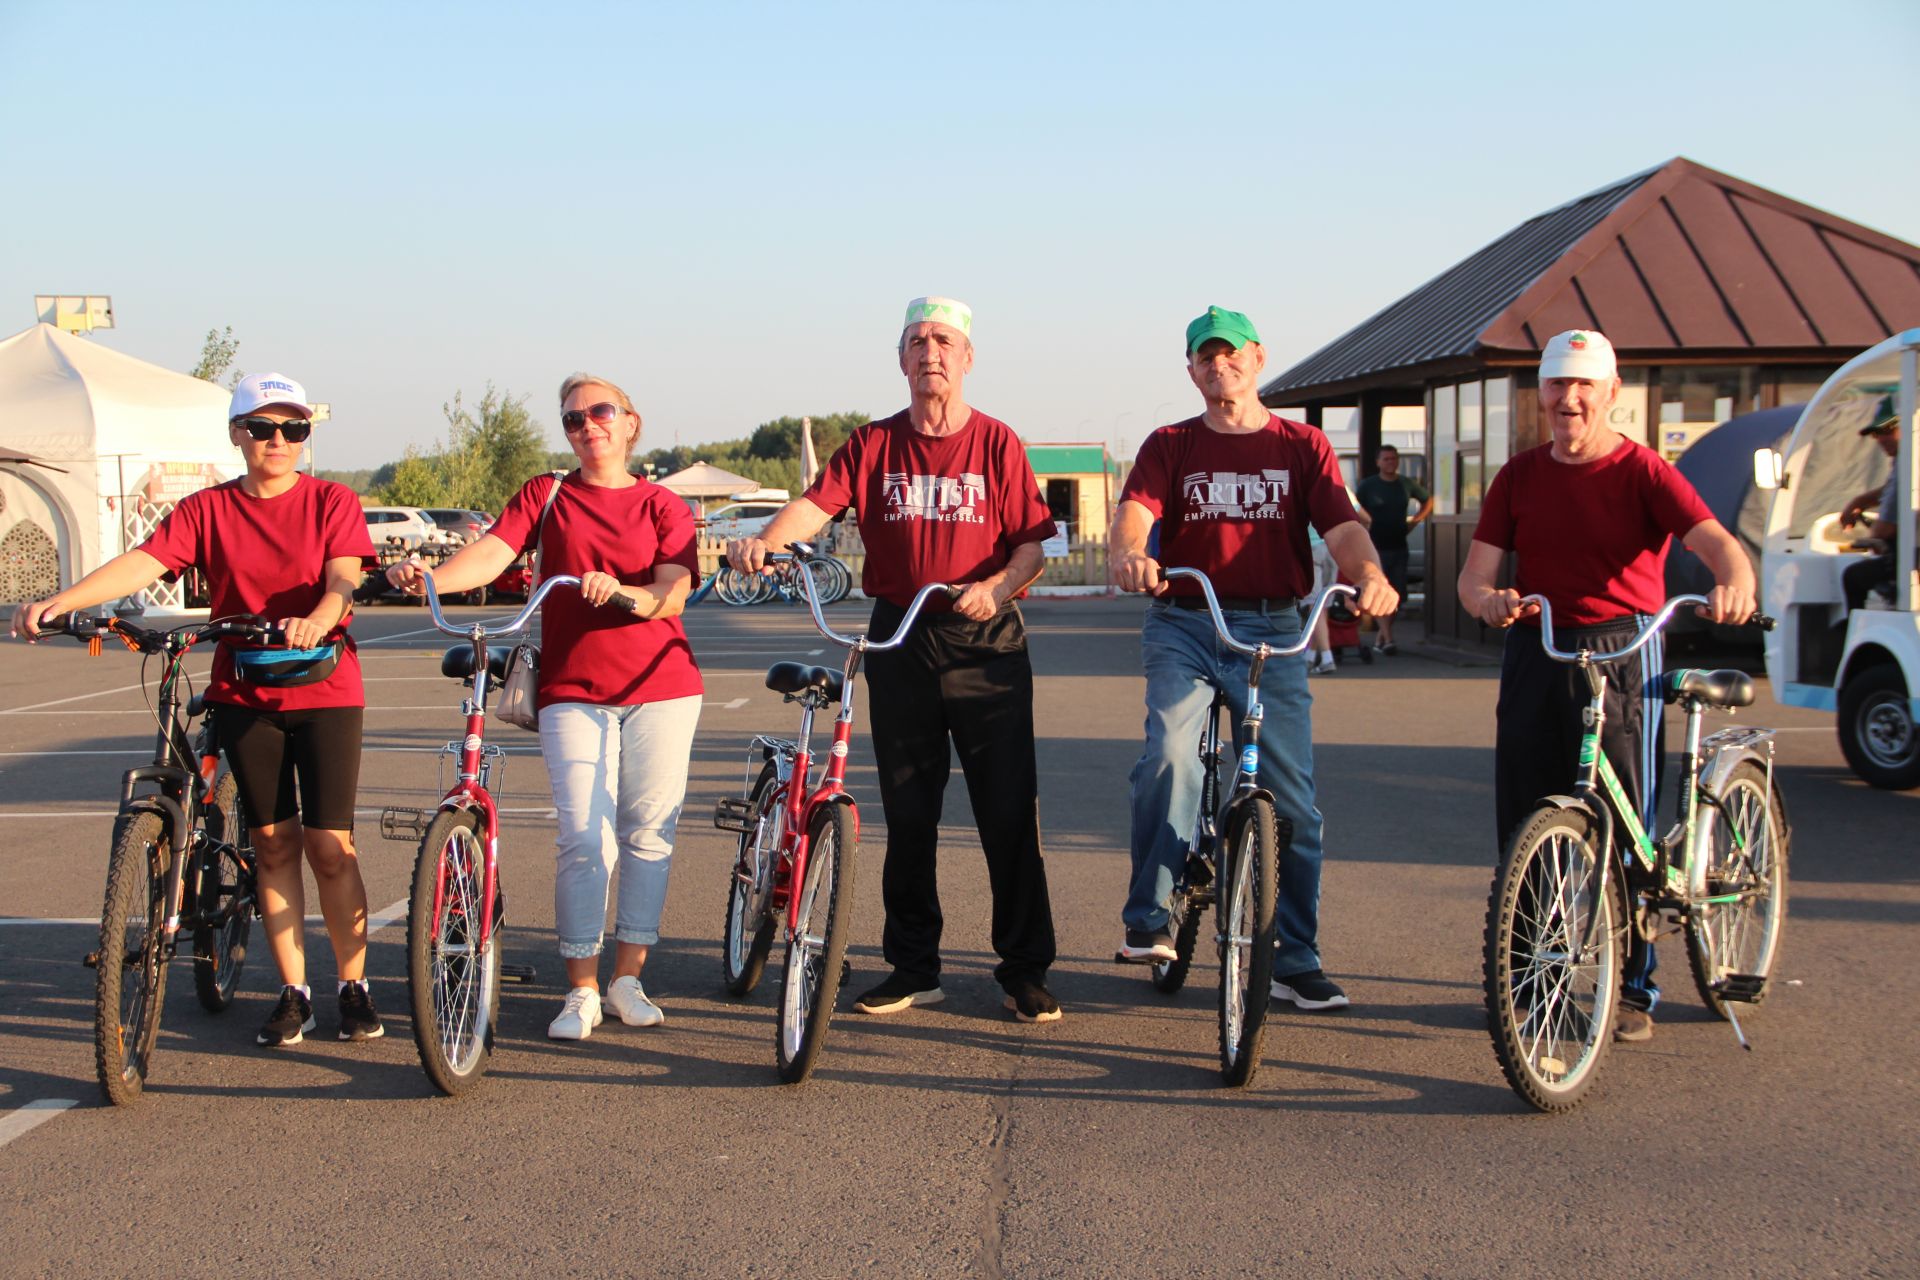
[95,808,171,1106]
[1685,761,1789,1017]
[723,762,782,997]
[1484,804,1623,1113]
[193,772,254,1013]
[407,810,501,1096]
[775,804,856,1084]
[1217,799,1278,1087]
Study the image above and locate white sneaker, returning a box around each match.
[605,974,665,1027]
[1310,654,1338,675]
[547,986,604,1040]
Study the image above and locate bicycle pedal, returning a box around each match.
[713,797,755,834]
[499,963,538,983]
[379,807,432,841]
[1710,974,1767,1003]
[81,951,99,969]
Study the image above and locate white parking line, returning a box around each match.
[0,806,562,819]
[0,682,152,714]
[0,1100,77,1150]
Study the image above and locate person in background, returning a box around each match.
[1354,444,1431,655]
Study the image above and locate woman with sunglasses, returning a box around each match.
[387,373,702,1041]
[12,373,384,1048]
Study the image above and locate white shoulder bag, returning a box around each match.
[493,472,566,731]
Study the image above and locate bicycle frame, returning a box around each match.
[762,545,952,933]
[402,573,593,955]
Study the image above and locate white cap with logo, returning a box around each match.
[902,296,972,337]
[1538,329,1617,381]
[229,372,316,420]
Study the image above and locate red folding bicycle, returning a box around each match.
[713,541,953,1083]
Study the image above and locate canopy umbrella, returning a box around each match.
[0,446,69,473]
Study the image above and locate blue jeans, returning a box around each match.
[539,696,702,959]
[1125,602,1327,977]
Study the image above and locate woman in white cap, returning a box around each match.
[13,373,384,1047]
[387,372,702,1041]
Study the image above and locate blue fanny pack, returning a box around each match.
[231,642,341,688]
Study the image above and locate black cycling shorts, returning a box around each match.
[211,703,364,832]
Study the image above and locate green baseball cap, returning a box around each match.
[1186,306,1261,355]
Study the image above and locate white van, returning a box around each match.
[1755,329,1919,788]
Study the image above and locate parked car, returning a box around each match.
[420,508,493,544]
[362,506,440,548]
[700,501,786,541]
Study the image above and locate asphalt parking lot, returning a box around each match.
[0,597,1914,1278]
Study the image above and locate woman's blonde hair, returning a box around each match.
[557,371,642,456]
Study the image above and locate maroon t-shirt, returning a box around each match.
[802,409,1055,610]
[489,472,703,708]
[1472,439,1714,626]
[137,474,376,710]
[1122,414,1358,600]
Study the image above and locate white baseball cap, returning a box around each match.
[229,372,316,420]
[1538,329,1617,381]
[902,296,972,337]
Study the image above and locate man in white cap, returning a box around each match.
[728,297,1064,1022]
[1456,328,1756,1042]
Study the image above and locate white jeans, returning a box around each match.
[539,696,702,959]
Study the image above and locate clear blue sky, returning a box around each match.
[4,0,1916,469]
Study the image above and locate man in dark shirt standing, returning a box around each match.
[1354,445,1432,655]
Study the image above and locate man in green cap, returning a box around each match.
[1107,306,1396,1009]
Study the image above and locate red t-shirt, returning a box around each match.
[137,474,376,711]
[489,472,703,708]
[1472,439,1714,626]
[1121,414,1358,600]
[803,409,1055,610]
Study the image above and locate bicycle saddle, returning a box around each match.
[442,644,514,682]
[764,661,843,703]
[1664,668,1754,708]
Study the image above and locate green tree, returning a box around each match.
[189,326,242,387]
[441,385,552,512]
[381,447,450,507]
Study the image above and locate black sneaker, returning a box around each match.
[853,971,944,1015]
[257,986,316,1046]
[337,981,385,1041]
[1271,969,1350,1010]
[1116,928,1177,964]
[1002,978,1062,1023]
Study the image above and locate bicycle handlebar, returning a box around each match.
[419,574,637,639]
[1527,594,1776,664]
[47,613,284,651]
[1161,568,1353,660]
[787,539,956,651]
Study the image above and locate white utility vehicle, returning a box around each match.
[1756,329,1919,789]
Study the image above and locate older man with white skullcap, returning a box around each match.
[1457,328,1756,1042]
[730,296,1063,1022]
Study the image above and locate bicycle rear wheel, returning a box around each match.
[95,808,171,1106]
[723,762,782,997]
[714,568,756,606]
[1484,804,1623,1113]
[193,772,254,1013]
[407,810,501,1096]
[775,804,855,1084]
[1685,761,1789,1017]
[1217,798,1278,1086]
[1151,878,1205,994]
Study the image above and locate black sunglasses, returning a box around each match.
[234,417,313,443]
[561,402,632,434]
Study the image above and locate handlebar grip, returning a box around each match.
[942,585,964,599]
[1751,613,1777,632]
[606,590,640,613]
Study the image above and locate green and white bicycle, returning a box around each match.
[1484,594,1788,1112]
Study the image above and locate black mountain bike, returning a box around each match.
[49,613,272,1105]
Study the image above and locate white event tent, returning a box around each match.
[0,323,240,607]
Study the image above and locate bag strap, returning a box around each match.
[528,471,566,590]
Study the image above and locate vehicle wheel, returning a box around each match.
[1484,804,1623,1113]
[1151,882,1203,994]
[714,568,755,607]
[1358,644,1374,665]
[193,773,254,1013]
[1837,663,1920,790]
[775,804,855,1084]
[407,810,501,1097]
[1686,761,1789,1017]
[1217,798,1278,1087]
[723,762,782,997]
[464,586,489,607]
[95,808,171,1106]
